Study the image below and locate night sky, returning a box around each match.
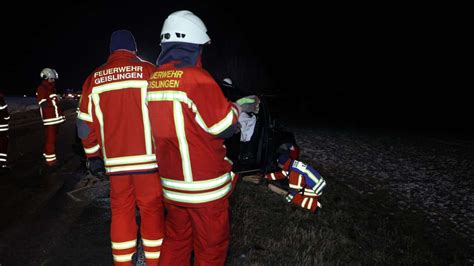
[2,1,470,129]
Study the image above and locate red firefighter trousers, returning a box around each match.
[110,173,164,266]
[159,198,230,266]
[43,125,58,165]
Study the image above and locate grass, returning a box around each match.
[226,171,469,265]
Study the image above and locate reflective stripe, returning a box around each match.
[161,172,233,191]
[92,80,148,94]
[0,104,8,110]
[297,175,303,187]
[77,111,93,122]
[289,185,318,197]
[51,98,59,118]
[174,101,193,182]
[315,180,326,195]
[105,154,156,166]
[147,91,236,135]
[84,144,100,154]
[224,156,233,165]
[301,197,308,208]
[163,182,232,204]
[0,153,7,156]
[317,201,322,208]
[286,194,294,202]
[111,239,136,250]
[38,99,47,105]
[141,86,153,155]
[231,106,239,116]
[49,94,58,98]
[142,238,163,247]
[4,116,10,120]
[44,119,65,126]
[270,173,276,180]
[91,80,152,160]
[43,153,56,158]
[113,252,135,262]
[307,198,314,210]
[106,163,157,173]
[144,251,161,259]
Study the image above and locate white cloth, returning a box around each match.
[238,112,257,142]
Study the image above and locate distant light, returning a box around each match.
[23,94,27,97]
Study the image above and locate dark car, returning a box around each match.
[226,96,297,175]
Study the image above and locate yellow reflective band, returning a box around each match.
[224,157,233,165]
[301,197,308,208]
[113,252,135,262]
[77,111,93,122]
[92,94,106,157]
[174,101,193,182]
[307,198,314,210]
[161,172,233,191]
[206,109,234,135]
[270,173,276,180]
[148,91,234,135]
[144,251,161,259]
[42,117,65,122]
[106,163,158,173]
[142,238,163,247]
[84,144,100,154]
[163,182,232,204]
[91,80,150,160]
[92,80,148,94]
[51,98,59,117]
[141,86,153,155]
[111,239,137,250]
[315,180,326,195]
[297,175,303,187]
[105,154,156,166]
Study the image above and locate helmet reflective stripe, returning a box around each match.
[40,68,58,79]
[160,10,210,44]
[223,78,232,86]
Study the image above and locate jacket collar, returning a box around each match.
[107,50,137,62]
[157,42,202,68]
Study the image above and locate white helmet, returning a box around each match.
[160,10,210,45]
[222,78,233,87]
[40,68,58,80]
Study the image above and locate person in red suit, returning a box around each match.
[77,29,164,265]
[264,153,326,214]
[36,68,65,168]
[0,91,10,174]
[147,10,260,265]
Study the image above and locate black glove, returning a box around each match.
[86,157,106,179]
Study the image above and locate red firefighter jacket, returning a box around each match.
[36,80,65,126]
[0,92,9,132]
[265,159,326,212]
[77,51,157,175]
[147,61,240,207]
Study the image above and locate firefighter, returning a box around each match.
[147,10,260,265]
[36,68,65,168]
[264,153,326,213]
[0,91,10,174]
[221,77,245,102]
[76,29,164,265]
